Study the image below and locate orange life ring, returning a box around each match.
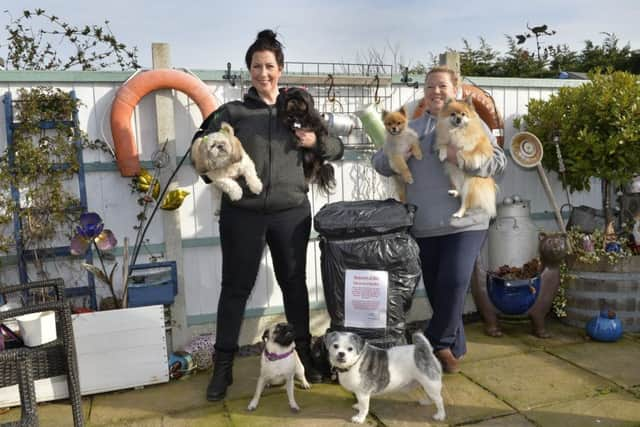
[411,84,504,147]
[110,69,217,176]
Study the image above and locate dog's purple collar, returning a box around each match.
[264,348,294,361]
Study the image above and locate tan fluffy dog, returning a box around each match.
[435,97,496,218]
[191,122,262,201]
[382,106,422,202]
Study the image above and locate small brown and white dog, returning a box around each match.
[190,122,262,201]
[435,97,497,218]
[382,106,422,202]
[247,323,310,413]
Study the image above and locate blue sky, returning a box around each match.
[3,0,639,71]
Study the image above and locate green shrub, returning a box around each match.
[516,70,640,193]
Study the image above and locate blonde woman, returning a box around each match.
[372,67,506,372]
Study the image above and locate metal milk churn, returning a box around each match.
[488,195,540,271]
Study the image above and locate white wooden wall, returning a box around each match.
[0,73,597,326]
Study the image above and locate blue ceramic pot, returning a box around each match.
[486,274,541,315]
[586,310,623,342]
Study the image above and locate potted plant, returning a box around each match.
[515,69,640,228]
[515,69,640,330]
[486,259,542,316]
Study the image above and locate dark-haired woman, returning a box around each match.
[194,30,343,401]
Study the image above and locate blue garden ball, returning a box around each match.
[586,310,623,342]
[605,242,621,253]
[486,274,541,315]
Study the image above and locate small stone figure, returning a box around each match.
[603,221,619,252]
[529,233,569,337]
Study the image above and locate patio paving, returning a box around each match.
[547,338,640,389]
[1,318,640,426]
[462,350,615,411]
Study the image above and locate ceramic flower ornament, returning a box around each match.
[71,212,121,308]
[160,189,190,210]
[70,212,117,255]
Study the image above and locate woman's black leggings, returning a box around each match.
[214,199,312,352]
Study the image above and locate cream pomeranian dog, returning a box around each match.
[435,97,496,218]
[382,106,422,202]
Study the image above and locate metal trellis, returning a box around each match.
[2,90,97,308]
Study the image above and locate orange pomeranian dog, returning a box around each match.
[382,106,422,202]
[435,97,497,219]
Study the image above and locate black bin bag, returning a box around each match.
[314,199,422,347]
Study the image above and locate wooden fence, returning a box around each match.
[0,69,597,343]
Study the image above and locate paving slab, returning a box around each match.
[524,392,640,427]
[162,406,233,427]
[371,374,514,426]
[500,318,587,348]
[467,413,536,426]
[95,406,233,427]
[547,338,640,388]
[0,398,91,427]
[462,350,615,411]
[98,417,163,426]
[225,382,357,426]
[88,372,225,426]
[463,322,533,363]
[88,354,266,425]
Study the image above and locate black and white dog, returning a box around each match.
[325,331,446,424]
[277,87,336,195]
[248,323,310,412]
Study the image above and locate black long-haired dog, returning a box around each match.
[277,87,336,195]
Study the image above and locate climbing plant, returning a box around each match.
[2,8,140,70]
[0,87,84,268]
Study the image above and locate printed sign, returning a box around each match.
[344,269,388,328]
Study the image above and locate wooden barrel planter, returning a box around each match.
[564,255,640,332]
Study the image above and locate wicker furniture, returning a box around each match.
[0,351,37,426]
[0,279,84,426]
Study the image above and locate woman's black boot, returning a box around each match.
[296,339,323,383]
[206,349,235,401]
